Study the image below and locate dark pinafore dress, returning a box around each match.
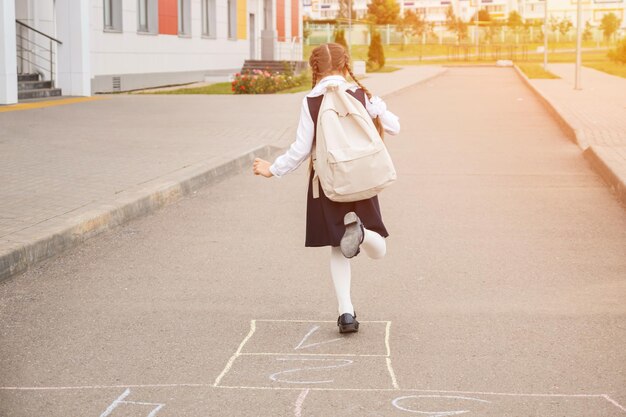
[305,87,389,248]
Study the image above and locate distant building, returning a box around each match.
[307,0,369,19]
[304,0,625,28]
[1,0,303,104]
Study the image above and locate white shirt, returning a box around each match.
[269,75,401,178]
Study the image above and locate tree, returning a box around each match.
[486,20,503,43]
[549,16,560,33]
[396,9,427,49]
[367,30,385,70]
[557,18,572,36]
[446,6,468,43]
[507,10,523,34]
[599,13,620,41]
[474,8,491,22]
[367,0,400,25]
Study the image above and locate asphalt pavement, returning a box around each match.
[0,67,625,417]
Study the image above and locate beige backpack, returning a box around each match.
[312,84,396,202]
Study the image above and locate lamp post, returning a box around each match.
[543,0,548,71]
[574,0,582,89]
[348,0,352,53]
[475,0,480,58]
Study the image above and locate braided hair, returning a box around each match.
[309,43,384,137]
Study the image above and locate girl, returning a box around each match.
[252,43,400,333]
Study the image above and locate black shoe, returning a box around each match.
[337,312,359,333]
[340,212,364,258]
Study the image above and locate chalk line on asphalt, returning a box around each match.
[294,388,310,417]
[387,357,400,390]
[392,395,491,417]
[99,388,165,417]
[604,395,626,412]
[212,319,257,387]
[254,319,390,323]
[2,382,625,412]
[385,321,392,357]
[294,325,343,350]
[239,352,388,357]
[99,388,131,417]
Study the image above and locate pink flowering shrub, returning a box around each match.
[231,69,307,94]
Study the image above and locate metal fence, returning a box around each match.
[305,22,617,47]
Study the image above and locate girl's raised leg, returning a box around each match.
[361,229,386,260]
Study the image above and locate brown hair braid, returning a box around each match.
[346,66,385,138]
[308,43,385,138]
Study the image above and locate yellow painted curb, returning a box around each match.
[0,96,106,113]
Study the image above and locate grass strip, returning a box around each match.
[517,63,560,79]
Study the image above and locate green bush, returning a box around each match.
[608,38,626,64]
[367,31,385,70]
[232,69,308,94]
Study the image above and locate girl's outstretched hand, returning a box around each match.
[253,158,273,178]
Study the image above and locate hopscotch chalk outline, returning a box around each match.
[1,319,625,414]
[212,319,398,389]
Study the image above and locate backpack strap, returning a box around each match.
[309,85,363,199]
[311,144,320,199]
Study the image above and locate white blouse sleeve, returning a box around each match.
[269,97,315,177]
[365,95,401,136]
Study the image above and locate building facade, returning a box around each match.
[0,0,303,104]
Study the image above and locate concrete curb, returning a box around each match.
[0,144,280,281]
[513,64,626,207]
[583,145,626,207]
[512,64,583,148]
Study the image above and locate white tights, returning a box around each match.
[330,229,387,315]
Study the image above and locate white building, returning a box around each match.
[0,0,303,104]
[521,0,625,27]
[306,0,368,19]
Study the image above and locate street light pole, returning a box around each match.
[543,0,548,71]
[475,0,480,58]
[574,0,582,89]
[348,0,352,53]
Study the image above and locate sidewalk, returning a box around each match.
[0,65,446,280]
[517,63,626,205]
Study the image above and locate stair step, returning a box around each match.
[18,88,62,100]
[18,73,39,82]
[18,80,53,90]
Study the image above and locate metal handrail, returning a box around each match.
[15,20,62,44]
[15,19,60,86]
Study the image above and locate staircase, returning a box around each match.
[242,60,308,75]
[15,20,63,101]
[18,73,62,100]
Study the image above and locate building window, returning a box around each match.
[138,0,149,31]
[228,0,237,39]
[137,0,159,34]
[178,0,191,36]
[202,0,216,37]
[104,0,123,32]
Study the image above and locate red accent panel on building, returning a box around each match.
[159,0,178,35]
[291,0,299,39]
[276,0,285,40]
